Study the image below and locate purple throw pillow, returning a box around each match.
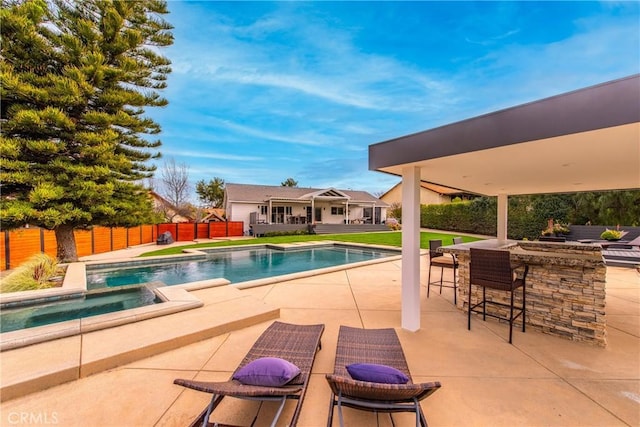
[346,363,409,384]
[233,357,301,387]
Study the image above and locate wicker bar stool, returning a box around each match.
[427,238,462,304]
[467,248,529,344]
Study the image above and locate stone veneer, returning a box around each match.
[442,241,607,346]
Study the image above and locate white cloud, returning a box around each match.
[161,149,262,162]
[206,117,332,147]
[166,4,453,114]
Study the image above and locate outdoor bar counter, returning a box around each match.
[441,240,607,346]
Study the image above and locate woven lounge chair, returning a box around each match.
[325,326,441,427]
[602,234,640,249]
[174,321,325,427]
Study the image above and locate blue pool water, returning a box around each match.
[87,246,396,288]
[1,245,397,334]
[0,287,157,333]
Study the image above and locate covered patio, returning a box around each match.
[369,74,640,332]
[1,256,638,426]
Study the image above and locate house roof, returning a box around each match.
[380,181,479,199]
[225,183,389,206]
[369,74,640,196]
[149,191,194,222]
[201,208,225,222]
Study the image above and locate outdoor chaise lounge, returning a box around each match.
[174,321,325,427]
[603,234,640,249]
[325,325,441,427]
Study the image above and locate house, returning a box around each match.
[149,191,194,223]
[379,182,478,207]
[224,183,389,234]
[200,208,226,222]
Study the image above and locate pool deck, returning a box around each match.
[0,240,639,426]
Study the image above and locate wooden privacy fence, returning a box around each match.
[0,222,244,271]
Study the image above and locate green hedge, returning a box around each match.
[421,198,495,236]
[420,196,573,240]
[417,191,640,240]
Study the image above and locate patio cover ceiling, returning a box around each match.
[369,74,640,196]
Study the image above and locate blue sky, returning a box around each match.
[147,1,640,197]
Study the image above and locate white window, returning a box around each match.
[331,207,344,215]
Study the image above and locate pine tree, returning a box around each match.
[1,0,173,262]
[195,177,225,208]
[281,177,298,187]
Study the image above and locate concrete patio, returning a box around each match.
[1,251,638,426]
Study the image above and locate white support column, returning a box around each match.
[401,166,421,331]
[497,193,508,242]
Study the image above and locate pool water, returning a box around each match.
[1,245,397,334]
[0,287,156,333]
[87,246,395,288]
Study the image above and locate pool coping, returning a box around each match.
[0,285,281,402]
[0,241,402,351]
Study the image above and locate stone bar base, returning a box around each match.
[445,240,607,346]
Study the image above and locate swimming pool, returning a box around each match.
[86,245,398,288]
[1,244,399,336]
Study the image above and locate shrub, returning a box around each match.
[385,218,401,230]
[600,229,624,240]
[421,198,496,235]
[541,222,570,236]
[0,254,64,293]
[388,202,402,221]
[262,229,311,237]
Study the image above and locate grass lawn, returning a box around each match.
[141,231,484,257]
